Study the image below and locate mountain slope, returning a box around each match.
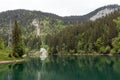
[0,4,119,27]
[0,4,120,39]
[64,4,120,22]
[46,9,120,54]
[90,4,120,20]
[0,4,120,52]
[0,9,62,27]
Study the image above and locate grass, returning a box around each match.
[0,48,20,61]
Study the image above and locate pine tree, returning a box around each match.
[0,38,5,49]
[12,20,25,57]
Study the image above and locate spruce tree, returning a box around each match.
[12,20,25,57]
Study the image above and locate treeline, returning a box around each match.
[1,9,120,56]
[0,17,66,55]
[45,10,120,54]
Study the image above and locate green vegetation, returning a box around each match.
[11,20,25,57]
[45,10,120,55]
[0,21,25,60]
[111,17,120,54]
[0,47,16,60]
[0,37,12,60]
[0,38,5,50]
[0,9,120,61]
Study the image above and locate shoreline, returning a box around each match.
[0,53,119,64]
[0,59,25,64]
[52,53,114,56]
[52,53,120,56]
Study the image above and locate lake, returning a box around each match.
[0,55,120,80]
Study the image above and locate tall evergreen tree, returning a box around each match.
[12,20,25,57]
[0,38,5,49]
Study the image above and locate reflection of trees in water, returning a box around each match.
[3,62,24,80]
[12,63,24,80]
[40,56,120,80]
[2,56,120,80]
[4,58,43,80]
[23,58,42,80]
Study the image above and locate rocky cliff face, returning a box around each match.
[90,8,118,21]
[32,19,40,37]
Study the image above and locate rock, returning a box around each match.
[40,48,48,60]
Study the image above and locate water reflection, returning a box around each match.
[0,56,120,80]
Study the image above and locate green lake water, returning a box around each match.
[0,55,120,80]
